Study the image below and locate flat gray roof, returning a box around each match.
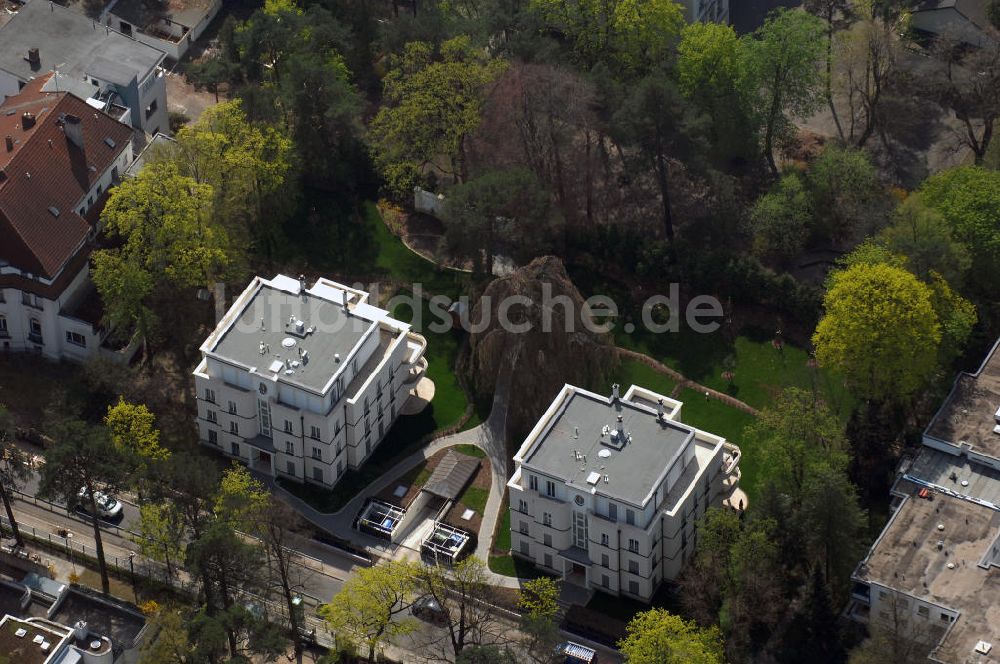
[926,339,1000,461]
[856,488,1000,664]
[906,448,1000,508]
[0,1,164,84]
[523,389,693,507]
[210,283,377,394]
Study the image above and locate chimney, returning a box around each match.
[64,114,84,149]
[26,47,40,68]
[4,136,12,152]
[611,383,620,401]
[21,112,35,130]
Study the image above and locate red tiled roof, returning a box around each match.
[0,75,133,280]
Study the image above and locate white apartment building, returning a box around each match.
[193,274,428,488]
[0,76,136,362]
[507,383,742,601]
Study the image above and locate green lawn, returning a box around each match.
[488,554,551,578]
[458,486,489,515]
[453,444,487,458]
[599,358,678,398]
[617,326,853,423]
[494,508,511,551]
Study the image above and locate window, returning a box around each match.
[231,442,239,456]
[626,509,635,526]
[529,475,538,491]
[285,441,294,454]
[229,421,239,435]
[601,533,609,546]
[917,606,929,618]
[208,430,218,445]
[545,480,556,498]
[520,541,530,556]
[28,318,42,343]
[312,447,322,460]
[310,425,321,440]
[543,534,552,547]
[284,419,293,434]
[608,503,617,521]
[204,388,216,403]
[518,499,528,513]
[286,461,295,475]
[601,554,610,568]
[628,560,639,574]
[258,399,271,437]
[145,98,158,120]
[628,581,639,595]
[206,410,217,424]
[335,419,342,436]
[544,553,553,568]
[228,400,237,415]
[601,575,610,588]
[628,539,639,553]
[313,467,323,482]
[65,331,86,347]
[940,613,952,623]
[0,316,7,336]
[573,511,588,550]
[543,512,552,527]
[519,521,529,535]
[337,460,344,477]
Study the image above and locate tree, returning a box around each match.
[136,503,184,580]
[877,194,971,287]
[804,0,853,140]
[925,39,1000,165]
[742,388,849,501]
[171,100,295,255]
[677,22,758,164]
[808,145,888,244]
[781,566,845,664]
[749,172,811,266]
[529,0,683,71]
[612,73,708,256]
[741,10,826,174]
[812,262,942,404]
[990,0,1000,29]
[831,5,899,147]
[618,608,725,664]
[456,645,520,664]
[517,576,562,663]
[320,561,417,662]
[105,397,169,497]
[0,406,28,548]
[722,519,786,660]
[799,465,867,596]
[679,507,741,625]
[919,166,1000,294]
[370,37,507,197]
[411,557,503,659]
[38,419,129,594]
[442,168,560,275]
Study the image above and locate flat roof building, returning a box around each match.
[193,274,428,488]
[507,383,743,601]
[850,339,1000,663]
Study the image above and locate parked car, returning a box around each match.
[76,488,123,519]
[554,641,599,664]
[411,595,449,625]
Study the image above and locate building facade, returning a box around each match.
[0,1,169,136]
[106,0,224,61]
[507,384,742,601]
[0,76,136,362]
[848,338,1000,664]
[193,274,428,488]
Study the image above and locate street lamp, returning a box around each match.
[127,552,138,603]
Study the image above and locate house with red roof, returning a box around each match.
[0,75,137,361]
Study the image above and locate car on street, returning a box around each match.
[411,595,449,626]
[76,488,123,519]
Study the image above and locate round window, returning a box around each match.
[574,495,585,506]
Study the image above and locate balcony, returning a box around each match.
[722,442,741,475]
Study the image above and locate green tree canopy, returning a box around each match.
[618,608,725,664]
[812,262,942,403]
[877,194,971,288]
[370,37,507,197]
[749,172,811,266]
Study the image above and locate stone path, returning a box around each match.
[269,343,523,588]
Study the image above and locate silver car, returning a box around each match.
[76,488,123,519]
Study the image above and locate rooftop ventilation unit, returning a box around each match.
[586,471,601,485]
[975,641,993,655]
[268,359,284,373]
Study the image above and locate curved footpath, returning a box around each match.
[269,343,523,588]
